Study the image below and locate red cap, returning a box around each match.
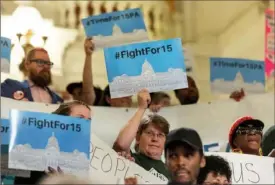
[228,116,264,149]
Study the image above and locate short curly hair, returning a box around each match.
[134,114,170,152]
[197,155,232,184]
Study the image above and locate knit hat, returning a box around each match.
[228,116,264,149]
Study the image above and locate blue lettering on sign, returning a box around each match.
[203,142,232,152]
[204,143,219,152]
[226,143,231,152]
[1,119,10,145]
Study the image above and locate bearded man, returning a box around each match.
[1,48,63,104]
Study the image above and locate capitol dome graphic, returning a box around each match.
[93,24,148,48]
[9,132,89,176]
[211,71,265,93]
[109,59,187,98]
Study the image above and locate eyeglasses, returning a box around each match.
[144,130,165,139]
[30,59,54,68]
[236,128,262,135]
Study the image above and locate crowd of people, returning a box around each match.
[1,37,274,185]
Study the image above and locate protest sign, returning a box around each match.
[104,38,188,98]
[1,119,10,145]
[210,57,265,94]
[1,93,274,153]
[82,8,148,49]
[1,96,274,183]
[265,9,275,77]
[207,152,275,184]
[1,119,30,177]
[89,134,166,184]
[1,37,11,73]
[8,110,91,176]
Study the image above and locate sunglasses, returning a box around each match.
[236,127,263,135]
[30,59,54,67]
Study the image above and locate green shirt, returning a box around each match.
[132,152,170,182]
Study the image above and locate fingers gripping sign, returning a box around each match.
[47,166,64,176]
[137,89,151,110]
[84,37,95,56]
[117,151,135,162]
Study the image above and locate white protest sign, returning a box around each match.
[89,135,166,184]
[0,98,164,184]
[1,96,274,184]
[207,152,275,184]
[1,93,274,152]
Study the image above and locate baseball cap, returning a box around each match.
[165,127,203,151]
[229,116,264,149]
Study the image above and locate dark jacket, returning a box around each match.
[14,171,46,184]
[1,79,63,104]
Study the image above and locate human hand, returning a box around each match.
[230,88,245,102]
[84,37,94,56]
[47,166,64,175]
[117,151,135,162]
[137,89,151,110]
[124,177,137,185]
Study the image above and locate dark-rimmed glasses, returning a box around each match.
[30,59,54,68]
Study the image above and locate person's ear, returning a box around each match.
[233,139,239,148]
[24,59,30,71]
[135,134,140,145]
[200,156,206,168]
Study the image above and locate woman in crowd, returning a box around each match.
[14,100,92,184]
[113,89,170,182]
[228,116,264,156]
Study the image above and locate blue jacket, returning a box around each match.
[1,79,63,104]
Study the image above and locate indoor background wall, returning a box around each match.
[1,1,273,105]
[181,1,274,103]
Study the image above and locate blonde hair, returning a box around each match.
[39,174,92,184]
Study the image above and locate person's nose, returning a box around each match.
[247,130,257,136]
[43,64,51,70]
[151,134,158,142]
[176,155,187,167]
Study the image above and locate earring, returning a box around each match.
[232,148,243,154]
